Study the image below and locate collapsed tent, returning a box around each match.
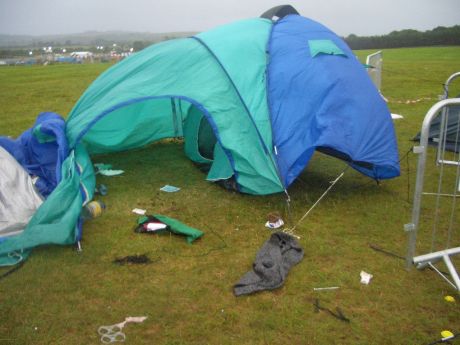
[0,112,93,265]
[0,6,400,264]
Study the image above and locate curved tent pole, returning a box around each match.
[260,5,299,21]
[72,94,240,190]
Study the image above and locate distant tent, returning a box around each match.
[0,6,400,265]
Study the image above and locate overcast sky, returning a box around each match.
[0,0,459,37]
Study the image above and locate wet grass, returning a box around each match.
[1,46,460,344]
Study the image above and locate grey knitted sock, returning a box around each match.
[233,232,304,296]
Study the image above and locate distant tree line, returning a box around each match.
[344,25,460,49]
[2,26,459,58]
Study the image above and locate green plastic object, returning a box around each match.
[152,214,204,244]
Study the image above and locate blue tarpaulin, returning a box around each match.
[0,112,69,196]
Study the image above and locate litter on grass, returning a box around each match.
[160,185,180,192]
[134,215,204,243]
[265,218,284,229]
[444,295,456,303]
[94,163,112,171]
[313,286,340,291]
[135,215,170,234]
[265,219,284,229]
[132,208,146,215]
[95,184,108,196]
[81,200,105,220]
[313,299,350,323]
[94,163,124,176]
[441,330,454,339]
[391,113,404,120]
[99,169,124,176]
[113,254,152,265]
[265,212,284,229]
[145,222,168,232]
[233,232,303,296]
[360,271,373,285]
[98,316,147,344]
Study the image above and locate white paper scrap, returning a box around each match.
[265,218,285,229]
[132,208,146,215]
[360,271,373,285]
[99,169,124,176]
[160,185,181,192]
[146,223,167,231]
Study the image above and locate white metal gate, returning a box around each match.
[366,51,383,91]
[405,72,460,292]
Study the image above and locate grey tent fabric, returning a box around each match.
[233,232,304,296]
[0,147,43,237]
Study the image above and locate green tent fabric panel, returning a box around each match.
[66,37,284,194]
[0,150,83,265]
[308,39,346,57]
[83,98,182,154]
[196,18,274,151]
[171,98,186,137]
[75,143,96,205]
[33,124,57,143]
[206,143,233,181]
[183,104,213,164]
[196,18,283,193]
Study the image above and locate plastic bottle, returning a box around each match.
[81,200,106,220]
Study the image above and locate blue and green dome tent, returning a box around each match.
[0,6,399,264]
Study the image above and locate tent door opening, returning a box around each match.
[183,103,233,182]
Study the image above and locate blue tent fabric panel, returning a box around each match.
[267,15,400,187]
[0,112,69,197]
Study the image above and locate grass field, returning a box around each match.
[1,46,460,345]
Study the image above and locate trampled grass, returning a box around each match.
[1,46,460,345]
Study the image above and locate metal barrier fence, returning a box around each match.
[366,50,382,91]
[405,72,460,292]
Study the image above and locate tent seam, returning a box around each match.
[191,35,284,190]
[265,18,288,189]
[191,36,271,157]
